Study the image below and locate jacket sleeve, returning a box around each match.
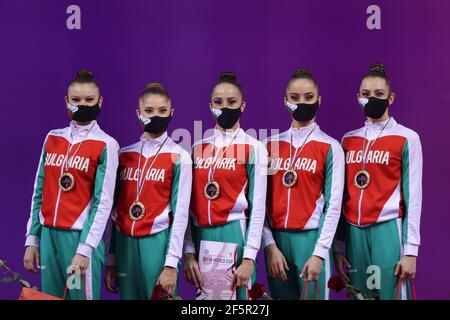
[183,148,196,255]
[261,139,275,248]
[165,151,193,268]
[243,142,268,261]
[401,132,423,256]
[313,142,345,260]
[262,218,276,248]
[332,136,347,255]
[183,215,196,255]
[77,139,119,257]
[25,133,49,247]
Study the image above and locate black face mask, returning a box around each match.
[67,102,101,122]
[359,97,390,119]
[212,106,242,129]
[286,100,319,122]
[139,114,172,134]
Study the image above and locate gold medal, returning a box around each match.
[204,179,220,200]
[129,201,146,221]
[354,170,371,189]
[282,169,298,188]
[59,172,75,192]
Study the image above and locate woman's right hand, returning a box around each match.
[23,246,40,273]
[265,244,289,281]
[184,253,203,287]
[333,251,351,283]
[105,265,119,293]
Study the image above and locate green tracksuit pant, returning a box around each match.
[265,228,333,300]
[344,218,414,300]
[114,228,178,300]
[40,226,105,300]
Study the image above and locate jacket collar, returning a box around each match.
[289,122,318,140]
[140,131,168,146]
[364,117,397,132]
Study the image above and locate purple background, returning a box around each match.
[1,0,449,300]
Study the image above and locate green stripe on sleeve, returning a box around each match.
[318,147,333,237]
[80,146,108,243]
[244,147,256,243]
[166,155,181,256]
[29,140,48,236]
[401,140,410,244]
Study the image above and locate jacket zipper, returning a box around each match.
[131,221,136,237]
[357,189,364,225]
[53,164,64,227]
[284,187,292,228]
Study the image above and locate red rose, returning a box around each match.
[249,283,265,300]
[327,275,346,292]
[151,284,169,300]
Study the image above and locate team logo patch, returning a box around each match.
[211,108,222,118]
[66,103,79,114]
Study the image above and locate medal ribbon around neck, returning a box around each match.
[281,124,316,188]
[135,136,169,202]
[288,124,316,170]
[360,118,391,170]
[354,117,391,190]
[59,122,95,192]
[63,122,95,173]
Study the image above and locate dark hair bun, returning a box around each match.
[292,68,313,79]
[219,72,237,82]
[145,82,165,91]
[370,63,387,76]
[140,81,170,100]
[76,69,94,81]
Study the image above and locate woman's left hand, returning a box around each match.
[70,254,90,276]
[157,267,177,297]
[395,256,416,280]
[231,258,254,291]
[300,256,323,281]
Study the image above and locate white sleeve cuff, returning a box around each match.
[263,238,276,248]
[262,226,276,248]
[76,243,93,258]
[404,243,419,256]
[243,246,258,261]
[164,255,180,269]
[25,235,40,248]
[312,244,329,260]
